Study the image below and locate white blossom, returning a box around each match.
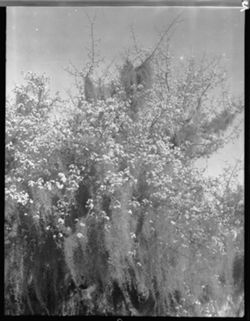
[58,172,67,183]
[77,233,84,239]
[58,218,64,224]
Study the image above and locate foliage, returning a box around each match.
[5,39,244,316]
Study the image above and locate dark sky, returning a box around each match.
[6,7,244,183]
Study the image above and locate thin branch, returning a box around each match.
[195,82,212,114]
[165,71,170,91]
[100,56,117,82]
[223,118,244,143]
[130,23,141,62]
[65,89,77,107]
[144,12,184,65]
[225,159,242,193]
[85,12,97,74]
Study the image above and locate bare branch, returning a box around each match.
[144,12,184,65]
[225,159,242,194]
[99,56,117,82]
[129,23,142,62]
[85,12,98,74]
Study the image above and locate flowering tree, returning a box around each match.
[5,33,244,316]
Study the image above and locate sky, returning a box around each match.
[6,7,244,184]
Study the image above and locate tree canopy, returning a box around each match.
[5,21,244,316]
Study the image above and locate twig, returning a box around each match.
[100,56,117,82]
[225,159,241,193]
[144,12,184,65]
[65,89,77,107]
[130,23,142,62]
[85,12,97,74]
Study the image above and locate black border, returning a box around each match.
[1,6,6,319]
[244,7,249,321]
[0,0,242,7]
[2,3,248,320]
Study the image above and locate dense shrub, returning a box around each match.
[5,40,244,316]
